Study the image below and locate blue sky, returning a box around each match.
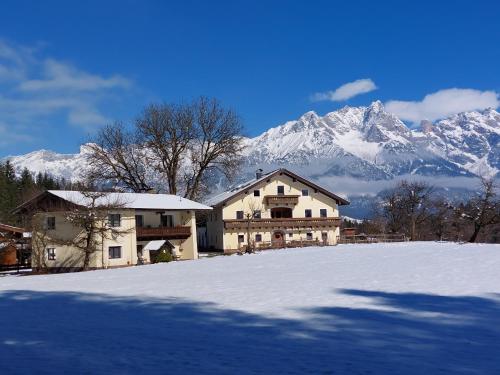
[0,0,499,156]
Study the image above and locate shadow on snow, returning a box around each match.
[1,289,499,374]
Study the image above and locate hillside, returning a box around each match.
[1,242,500,374]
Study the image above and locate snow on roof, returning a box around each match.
[143,240,168,251]
[47,191,212,211]
[203,169,278,207]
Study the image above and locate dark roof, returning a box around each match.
[205,168,349,207]
[0,223,26,234]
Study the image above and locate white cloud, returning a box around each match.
[312,78,377,102]
[385,88,500,123]
[19,59,130,92]
[0,39,133,142]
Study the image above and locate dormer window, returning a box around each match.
[277,185,285,195]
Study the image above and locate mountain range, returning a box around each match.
[4,101,499,217]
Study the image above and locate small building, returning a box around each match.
[203,168,349,253]
[0,223,31,268]
[341,227,356,237]
[14,191,212,272]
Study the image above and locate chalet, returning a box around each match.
[203,168,349,253]
[14,191,212,271]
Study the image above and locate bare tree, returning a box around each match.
[86,97,244,199]
[136,103,195,195]
[460,177,500,243]
[86,123,153,192]
[30,216,51,272]
[377,180,434,240]
[426,198,454,241]
[183,97,245,200]
[243,199,263,253]
[62,191,132,270]
[377,189,406,234]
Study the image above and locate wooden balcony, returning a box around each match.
[264,195,300,205]
[136,226,191,240]
[224,217,341,230]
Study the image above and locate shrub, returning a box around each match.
[155,250,173,263]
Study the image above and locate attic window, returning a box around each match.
[46,217,56,230]
[254,190,260,197]
[108,214,121,228]
[277,186,285,195]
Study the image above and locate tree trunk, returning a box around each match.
[468,224,481,243]
[410,218,416,241]
[246,220,252,253]
[82,228,93,271]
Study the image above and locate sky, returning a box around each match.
[0,0,499,157]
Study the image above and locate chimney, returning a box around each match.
[255,168,263,180]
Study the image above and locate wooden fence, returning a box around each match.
[337,233,407,244]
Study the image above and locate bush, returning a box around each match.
[154,250,173,263]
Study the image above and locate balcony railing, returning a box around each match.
[136,226,191,240]
[224,217,341,230]
[264,195,300,205]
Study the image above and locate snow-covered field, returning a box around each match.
[1,242,500,374]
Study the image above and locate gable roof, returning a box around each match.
[204,168,349,207]
[14,190,212,213]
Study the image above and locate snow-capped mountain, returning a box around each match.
[7,145,92,181]
[5,101,500,186]
[244,101,499,180]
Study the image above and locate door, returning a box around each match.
[272,231,285,248]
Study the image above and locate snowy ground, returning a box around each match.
[1,242,500,374]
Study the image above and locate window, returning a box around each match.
[238,234,245,243]
[135,215,144,227]
[109,246,122,259]
[301,189,309,196]
[253,190,260,197]
[320,209,327,218]
[271,207,292,218]
[306,232,313,241]
[108,214,121,228]
[236,210,244,219]
[255,234,262,242]
[47,248,56,260]
[277,185,285,195]
[161,214,173,227]
[305,209,312,218]
[46,216,56,230]
[254,210,261,219]
[288,232,293,238]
